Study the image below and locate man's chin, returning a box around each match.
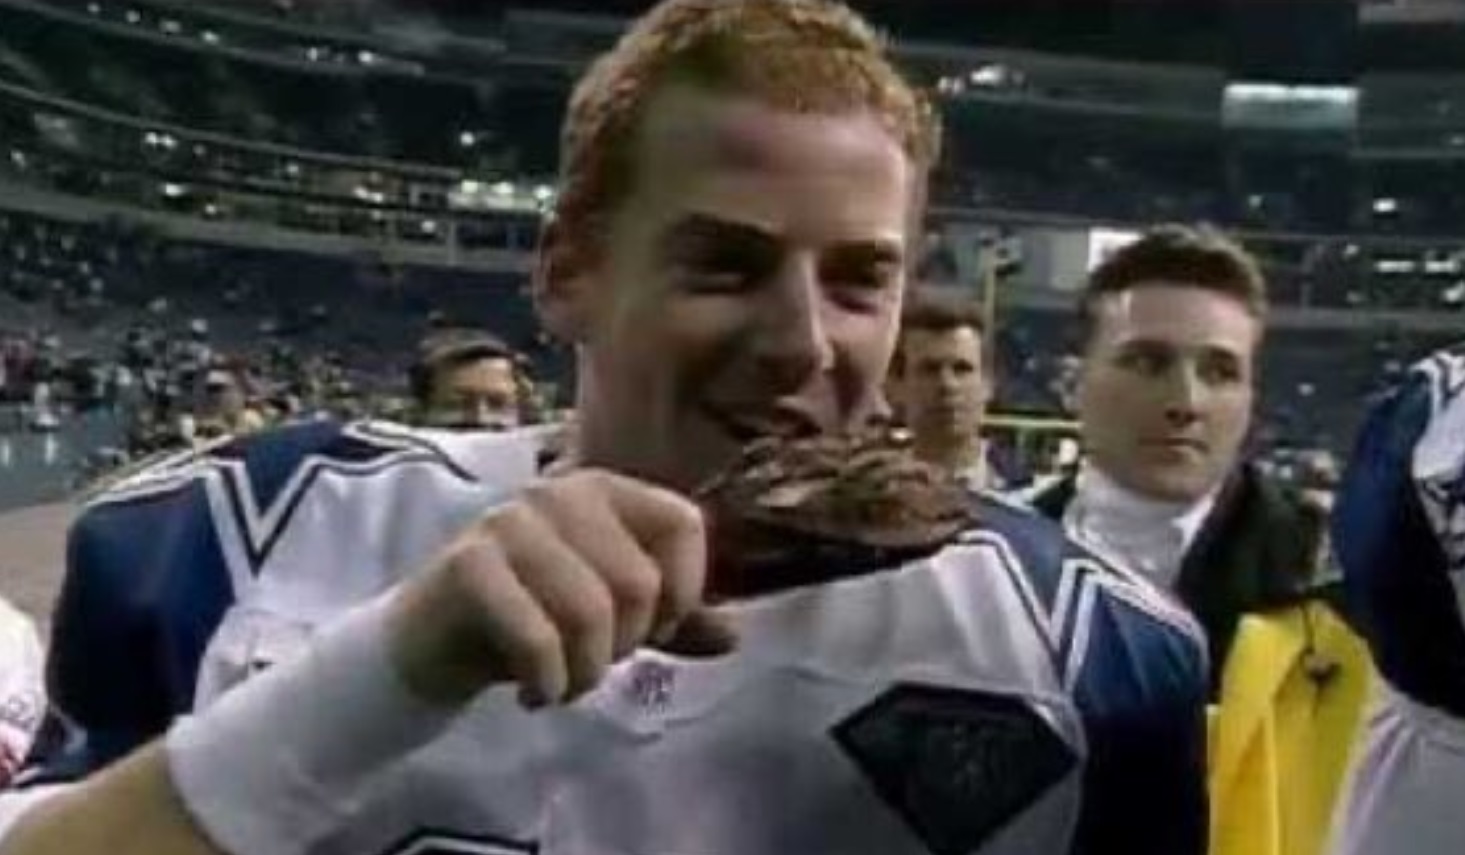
[1139,469,1217,505]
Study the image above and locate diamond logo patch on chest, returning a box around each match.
[832,684,1078,855]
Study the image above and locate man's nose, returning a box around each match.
[752,258,835,392]
[1161,363,1203,424]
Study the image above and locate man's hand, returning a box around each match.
[387,470,737,707]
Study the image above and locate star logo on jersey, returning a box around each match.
[377,829,538,855]
[833,683,1078,855]
[90,421,474,575]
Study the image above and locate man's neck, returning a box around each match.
[1073,464,1222,536]
[913,434,984,475]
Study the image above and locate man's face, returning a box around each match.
[203,378,244,418]
[423,356,520,431]
[540,87,916,492]
[1076,284,1258,502]
[898,326,989,446]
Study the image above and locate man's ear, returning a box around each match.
[533,218,597,345]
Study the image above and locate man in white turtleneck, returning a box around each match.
[1063,465,1220,590]
[1029,224,1331,687]
[1029,224,1371,855]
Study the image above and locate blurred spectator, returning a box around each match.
[178,363,266,445]
[889,289,1007,489]
[408,328,525,432]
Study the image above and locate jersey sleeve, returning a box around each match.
[26,471,239,784]
[25,420,537,786]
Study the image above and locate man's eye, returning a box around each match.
[828,261,898,291]
[676,252,764,293]
[1200,359,1243,385]
[683,267,751,292]
[1118,351,1168,375]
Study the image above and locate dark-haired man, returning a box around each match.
[890,291,1001,489]
[1029,224,1370,855]
[409,328,524,432]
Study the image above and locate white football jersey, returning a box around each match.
[14,420,1208,854]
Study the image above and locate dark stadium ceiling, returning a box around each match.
[393,0,1465,76]
[432,0,1234,65]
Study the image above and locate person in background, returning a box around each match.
[408,328,525,432]
[888,289,1005,490]
[1327,348,1465,855]
[1027,224,1371,855]
[179,364,266,445]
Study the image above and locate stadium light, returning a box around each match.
[969,64,1008,87]
[1373,197,1399,214]
[459,132,476,148]
[201,30,220,45]
[161,183,187,199]
[1425,257,1460,275]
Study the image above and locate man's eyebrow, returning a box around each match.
[1114,337,1177,350]
[657,214,780,253]
[823,239,906,269]
[658,214,905,263]
[1114,337,1245,359]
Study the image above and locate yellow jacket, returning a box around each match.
[1208,602,1372,855]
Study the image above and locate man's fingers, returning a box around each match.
[492,506,616,703]
[400,470,730,711]
[445,536,568,708]
[653,607,738,658]
[592,472,711,642]
[529,482,663,658]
